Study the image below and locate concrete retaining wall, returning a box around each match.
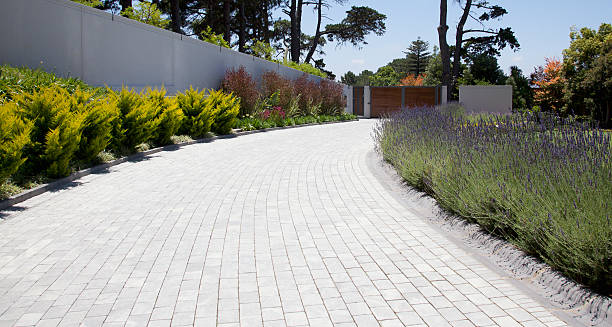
[459,85,512,114]
[0,0,327,95]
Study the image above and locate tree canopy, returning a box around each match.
[437,0,519,99]
[403,37,431,76]
[562,23,612,126]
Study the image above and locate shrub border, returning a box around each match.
[0,118,358,211]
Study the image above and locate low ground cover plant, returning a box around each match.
[375,106,611,294]
[0,65,105,102]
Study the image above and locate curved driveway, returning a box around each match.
[0,120,568,327]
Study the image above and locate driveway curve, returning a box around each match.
[0,120,569,327]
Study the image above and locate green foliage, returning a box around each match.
[506,66,532,112]
[423,48,442,86]
[73,89,118,163]
[0,103,32,183]
[248,40,275,60]
[376,109,612,293]
[464,54,507,85]
[208,89,240,135]
[370,66,401,86]
[175,87,214,138]
[324,6,386,47]
[235,113,357,131]
[200,26,230,48]
[283,60,328,78]
[0,65,102,101]
[71,0,102,7]
[14,87,85,178]
[562,23,612,128]
[340,71,358,85]
[122,1,169,29]
[146,88,184,145]
[112,88,159,151]
[403,37,431,76]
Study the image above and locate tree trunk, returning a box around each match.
[290,0,303,63]
[170,0,181,34]
[119,0,131,11]
[438,0,451,100]
[263,2,271,44]
[304,0,323,64]
[238,1,247,52]
[451,0,472,98]
[223,0,231,44]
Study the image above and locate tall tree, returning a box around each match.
[288,0,304,62]
[340,71,357,85]
[531,58,565,113]
[506,66,532,111]
[169,0,182,33]
[403,37,431,76]
[119,0,132,11]
[423,47,442,86]
[305,6,386,64]
[438,0,519,99]
[437,0,451,97]
[370,66,401,86]
[223,0,231,43]
[467,53,506,85]
[562,23,612,127]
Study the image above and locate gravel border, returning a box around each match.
[366,150,611,327]
[0,119,358,211]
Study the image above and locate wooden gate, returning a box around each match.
[370,86,441,117]
[353,87,364,116]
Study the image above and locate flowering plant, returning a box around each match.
[261,106,286,121]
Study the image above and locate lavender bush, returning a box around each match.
[374,107,612,294]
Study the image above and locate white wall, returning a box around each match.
[0,0,326,95]
[459,85,512,114]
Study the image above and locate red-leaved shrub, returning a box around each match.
[261,71,294,110]
[222,66,259,116]
[319,79,345,115]
[293,74,321,116]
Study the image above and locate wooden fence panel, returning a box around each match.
[369,87,438,117]
[353,87,364,116]
[404,87,437,108]
[371,88,402,117]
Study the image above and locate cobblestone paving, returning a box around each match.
[0,120,570,327]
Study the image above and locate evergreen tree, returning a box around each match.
[403,37,431,76]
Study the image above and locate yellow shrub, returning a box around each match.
[0,102,32,183]
[69,89,118,163]
[111,87,159,151]
[145,87,184,145]
[14,86,85,177]
[176,86,214,138]
[208,89,240,135]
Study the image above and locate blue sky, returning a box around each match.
[276,1,612,78]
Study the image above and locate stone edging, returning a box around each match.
[366,150,611,327]
[0,119,358,211]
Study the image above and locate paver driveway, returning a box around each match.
[0,120,570,327]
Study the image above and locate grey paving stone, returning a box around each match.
[0,121,569,327]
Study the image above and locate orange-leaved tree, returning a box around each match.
[399,74,425,86]
[531,58,565,113]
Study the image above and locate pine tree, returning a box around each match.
[403,37,431,76]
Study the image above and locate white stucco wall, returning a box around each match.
[0,0,326,95]
[459,85,512,114]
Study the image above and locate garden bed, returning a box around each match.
[1,65,353,201]
[374,105,611,296]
